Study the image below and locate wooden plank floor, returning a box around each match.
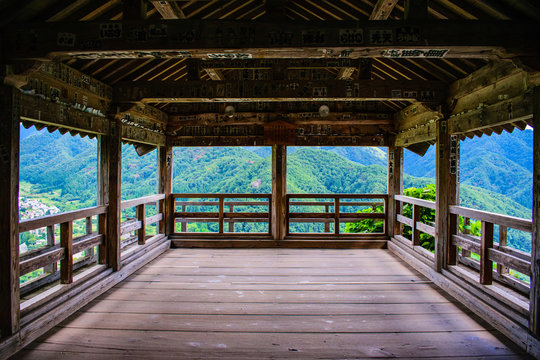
[13,249,531,359]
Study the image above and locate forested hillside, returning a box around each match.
[19,127,533,252]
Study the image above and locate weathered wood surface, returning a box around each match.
[14,248,527,359]
[271,145,286,240]
[0,85,20,338]
[107,118,122,271]
[7,19,540,60]
[114,79,444,103]
[531,86,540,337]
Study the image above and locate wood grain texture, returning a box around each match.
[0,85,20,337]
[531,86,540,337]
[13,248,527,359]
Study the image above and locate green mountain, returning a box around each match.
[19,127,532,252]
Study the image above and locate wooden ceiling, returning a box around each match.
[3,0,537,112]
[2,0,538,147]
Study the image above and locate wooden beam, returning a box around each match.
[200,58,369,70]
[435,119,449,273]
[387,145,403,238]
[107,117,122,271]
[7,20,540,60]
[271,145,287,240]
[113,79,444,103]
[204,69,224,80]
[370,0,399,20]
[151,0,185,19]
[60,221,73,284]
[158,142,173,235]
[170,112,393,127]
[449,93,533,136]
[448,60,540,115]
[0,85,20,338]
[531,86,540,337]
[404,0,428,20]
[19,93,109,136]
[395,102,443,131]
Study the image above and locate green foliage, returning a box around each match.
[344,206,384,233]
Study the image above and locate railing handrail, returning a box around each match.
[19,205,107,233]
[449,205,532,233]
[287,193,388,199]
[172,193,271,199]
[121,194,165,210]
[395,195,436,210]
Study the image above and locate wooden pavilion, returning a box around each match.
[1,0,540,358]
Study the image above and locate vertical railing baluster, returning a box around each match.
[158,198,165,234]
[448,213,458,265]
[98,213,107,264]
[137,203,146,245]
[181,204,187,233]
[462,217,471,259]
[324,204,330,233]
[229,204,235,233]
[45,225,57,274]
[412,204,420,246]
[334,196,340,235]
[218,196,224,234]
[394,198,402,236]
[497,225,509,275]
[60,221,73,284]
[480,221,494,285]
[85,216,95,259]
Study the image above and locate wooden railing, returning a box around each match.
[120,194,166,249]
[286,194,387,236]
[18,205,107,295]
[393,195,436,261]
[449,205,532,295]
[172,194,272,235]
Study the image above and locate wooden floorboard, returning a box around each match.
[12,248,531,359]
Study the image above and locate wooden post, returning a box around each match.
[334,197,340,235]
[85,216,95,258]
[530,86,540,337]
[218,196,224,234]
[98,213,107,265]
[387,146,403,238]
[158,143,173,235]
[324,205,330,233]
[0,85,20,338]
[480,221,494,285]
[271,144,287,240]
[447,135,460,266]
[137,204,146,245]
[45,225,57,274]
[412,204,420,246]
[107,118,122,271]
[435,119,450,272]
[60,221,73,284]
[497,226,509,275]
[229,205,235,233]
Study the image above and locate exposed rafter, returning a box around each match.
[151,1,186,19]
[370,0,399,20]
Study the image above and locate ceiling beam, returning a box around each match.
[404,0,428,20]
[370,0,399,20]
[6,19,540,60]
[151,0,186,19]
[113,79,445,103]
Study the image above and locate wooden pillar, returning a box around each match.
[271,145,287,240]
[447,135,460,266]
[158,142,173,235]
[435,119,452,272]
[0,85,20,338]
[105,118,122,271]
[531,86,540,337]
[387,146,403,237]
